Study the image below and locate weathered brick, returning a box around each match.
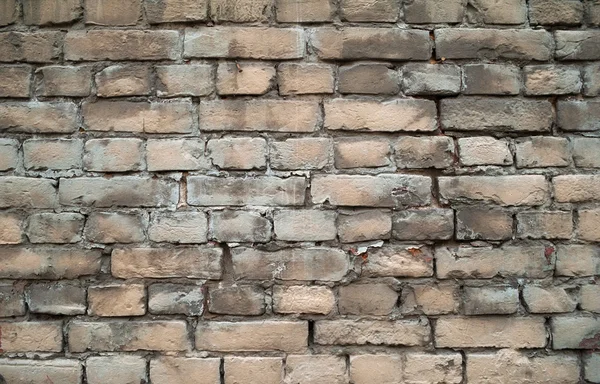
[0,65,31,97]
[69,321,189,352]
[436,317,546,348]
[86,356,146,384]
[338,283,397,315]
[207,137,267,170]
[436,245,553,279]
[27,283,86,315]
[210,0,271,22]
[392,208,454,240]
[337,210,392,242]
[395,136,454,169]
[147,139,210,171]
[401,283,459,315]
[112,247,222,279]
[272,285,335,314]
[467,350,580,384]
[556,31,600,60]
[0,102,78,133]
[458,137,512,166]
[312,174,432,207]
[277,0,332,22]
[27,212,84,244]
[0,285,25,317]
[523,286,576,313]
[274,210,336,241]
[441,98,553,132]
[530,0,583,25]
[277,63,335,95]
[439,175,549,206]
[65,30,179,61]
[208,286,265,315]
[37,66,92,97]
[581,285,600,313]
[0,177,57,208]
[85,212,145,243]
[84,138,143,172]
[224,357,282,384]
[88,284,146,316]
[270,138,331,170]
[403,64,461,95]
[0,31,62,63]
[468,0,526,24]
[23,0,81,25]
[556,245,600,277]
[404,0,464,23]
[517,211,573,239]
[0,0,17,26]
[341,0,398,21]
[200,100,318,132]
[339,63,399,95]
[334,138,390,169]
[149,284,204,316]
[573,138,600,168]
[0,321,63,352]
[196,321,307,352]
[579,209,600,242]
[150,357,220,384]
[584,64,600,96]
[188,176,306,206]
[0,248,101,279]
[96,65,151,97]
[185,27,304,59]
[83,100,193,133]
[217,63,274,95]
[557,100,600,131]
[524,65,582,95]
[23,139,82,170]
[232,247,349,281]
[0,139,19,171]
[435,29,552,60]
[149,212,208,244]
[463,286,519,315]
[456,207,513,240]
[553,175,600,203]
[350,355,403,384]
[146,0,208,23]
[363,245,434,277]
[85,0,140,25]
[552,315,600,349]
[405,353,462,384]
[315,319,430,346]
[462,64,520,95]
[312,28,431,60]
[585,353,600,383]
[591,1,600,25]
[156,64,214,97]
[211,210,271,243]
[285,355,347,384]
[0,212,23,244]
[0,360,80,384]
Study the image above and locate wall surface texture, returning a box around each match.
[0,0,600,382]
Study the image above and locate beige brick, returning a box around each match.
[225,357,282,384]
[27,282,86,315]
[200,100,318,132]
[27,212,84,244]
[277,0,332,22]
[277,63,334,95]
[147,139,210,171]
[273,285,335,314]
[23,0,81,25]
[0,177,57,208]
[0,359,80,384]
[112,247,222,279]
[85,0,140,25]
[515,137,570,168]
[463,286,519,315]
[404,0,464,23]
[524,65,582,95]
[339,283,397,315]
[0,31,62,63]
[232,247,349,281]
[0,248,101,279]
[83,138,143,172]
[196,321,307,352]
[86,356,146,384]
[69,320,189,352]
[65,30,179,61]
[0,0,17,25]
[0,65,31,97]
[341,0,398,21]
[0,212,23,244]
[285,355,347,384]
[210,210,271,243]
[554,175,600,203]
[37,66,92,97]
[312,174,432,207]
[146,0,208,23]
[274,209,336,241]
[0,139,19,171]
[0,321,63,352]
[208,285,265,315]
[573,138,600,167]
[185,27,305,59]
[339,63,399,95]
[315,319,430,346]
[325,99,437,132]
[85,212,146,243]
[334,138,391,169]
[207,137,267,170]
[556,245,600,277]
[157,64,214,97]
[350,355,403,384]
[581,285,600,313]
[96,65,151,97]
[523,286,576,313]
[530,0,583,25]
[23,139,82,170]
[149,212,208,244]
[149,283,204,316]
[579,209,600,242]
[463,64,521,95]
[337,210,392,243]
[88,284,146,316]
[210,0,271,22]
[83,100,193,133]
[151,357,220,384]
[217,63,275,95]
[0,102,78,134]
[363,245,434,277]
[395,136,454,169]
[456,207,513,240]
[404,353,462,384]
[458,137,512,166]
[270,138,332,170]
[402,283,459,315]
[436,246,553,279]
[435,317,546,348]
[558,100,600,131]
[552,315,600,349]
[468,0,526,24]
[517,211,573,239]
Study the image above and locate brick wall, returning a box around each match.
[0,0,599,382]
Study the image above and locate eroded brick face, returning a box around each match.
[0,2,598,383]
